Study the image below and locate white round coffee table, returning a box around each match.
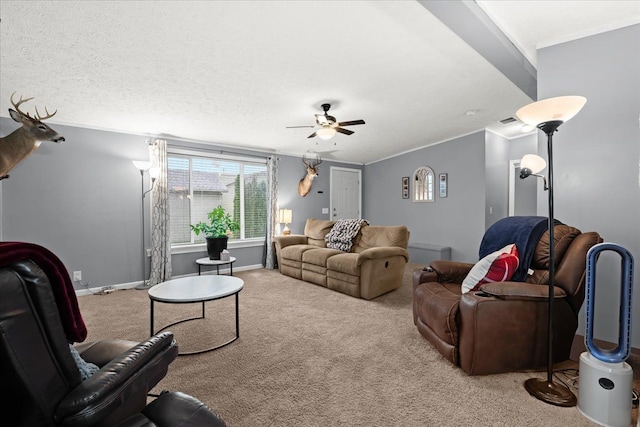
[196,256,237,276]
[148,275,244,355]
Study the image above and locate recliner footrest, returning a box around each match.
[142,391,227,426]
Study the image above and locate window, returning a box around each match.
[413,166,435,202]
[167,149,268,247]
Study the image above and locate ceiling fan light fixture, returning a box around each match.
[288,103,365,139]
[317,127,336,140]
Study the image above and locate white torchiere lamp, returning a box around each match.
[279,209,292,235]
[519,154,548,190]
[516,95,587,407]
[132,160,160,290]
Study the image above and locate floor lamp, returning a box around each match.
[132,160,159,290]
[516,95,587,407]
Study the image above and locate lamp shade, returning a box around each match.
[520,154,546,175]
[516,96,587,127]
[132,160,151,171]
[279,209,292,224]
[149,166,161,180]
[317,127,336,140]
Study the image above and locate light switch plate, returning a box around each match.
[322,208,329,214]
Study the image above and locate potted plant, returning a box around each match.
[190,205,240,260]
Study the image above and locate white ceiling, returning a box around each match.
[1,1,638,164]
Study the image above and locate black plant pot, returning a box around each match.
[205,236,228,260]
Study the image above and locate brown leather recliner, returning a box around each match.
[0,242,226,426]
[412,223,602,375]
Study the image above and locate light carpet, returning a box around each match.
[78,264,620,426]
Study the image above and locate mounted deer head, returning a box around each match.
[0,93,65,180]
[297,154,322,197]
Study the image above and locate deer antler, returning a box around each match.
[10,92,35,118]
[35,106,57,121]
[302,154,322,167]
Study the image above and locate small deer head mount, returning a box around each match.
[297,154,322,197]
[0,93,65,180]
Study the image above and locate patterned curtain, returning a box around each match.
[148,139,172,285]
[264,155,279,269]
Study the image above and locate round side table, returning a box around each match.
[195,256,236,276]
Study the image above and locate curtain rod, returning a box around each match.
[163,139,274,160]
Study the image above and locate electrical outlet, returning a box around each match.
[73,271,82,281]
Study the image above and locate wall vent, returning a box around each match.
[498,116,518,125]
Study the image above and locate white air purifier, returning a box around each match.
[578,243,634,427]
[578,352,633,426]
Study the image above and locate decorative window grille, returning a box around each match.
[413,166,435,202]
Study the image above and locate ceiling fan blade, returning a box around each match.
[315,114,329,125]
[286,125,316,128]
[307,131,317,138]
[337,120,365,127]
[335,127,354,135]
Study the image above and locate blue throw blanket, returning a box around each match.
[479,216,560,282]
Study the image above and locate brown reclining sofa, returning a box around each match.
[273,218,409,300]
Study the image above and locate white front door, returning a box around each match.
[330,167,361,220]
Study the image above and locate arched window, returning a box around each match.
[413,166,435,202]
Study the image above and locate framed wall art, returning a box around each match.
[439,173,448,198]
[402,176,409,199]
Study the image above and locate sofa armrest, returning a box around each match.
[75,339,138,367]
[56,332,178,425]
[429,260,474,284]
[479,281,567,301]
[412,267,438,290]
[272,235,309,272]
[356,247,408,265]
[272,234,308,249]
[458,284,574,375]
[357,247,409,300]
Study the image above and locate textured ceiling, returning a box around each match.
[1,1,638,164]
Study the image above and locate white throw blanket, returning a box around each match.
[325,219,370,252]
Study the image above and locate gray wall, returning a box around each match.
[484,130,509,229]
[537,24,640,345]
[363,131,486,263]
[0,120,148,288]
[0,119,362,288]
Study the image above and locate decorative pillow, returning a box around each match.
[69,344,99,380]
[461,243,519,294]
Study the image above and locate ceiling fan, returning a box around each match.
[286,103,365,140]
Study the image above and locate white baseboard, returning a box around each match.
[75,264,263,296]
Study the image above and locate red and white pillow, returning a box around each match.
[461,244,520,294]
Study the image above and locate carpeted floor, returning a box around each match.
[78,264,637,426]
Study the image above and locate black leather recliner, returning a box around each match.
[0,243,226,426]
